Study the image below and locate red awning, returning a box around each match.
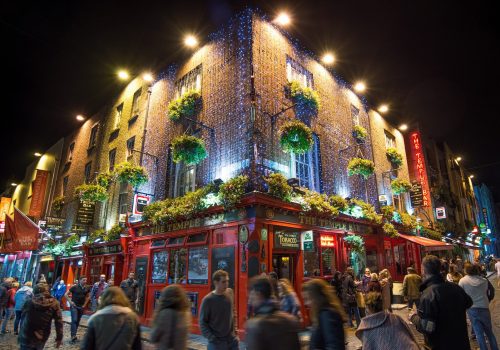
[399,233,453,251]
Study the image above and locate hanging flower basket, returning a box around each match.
[167,90,202,122]
[75,184,108,202]
[96,172,115,190]
[114,162,149,188]
[386,147,403,168]
[264,173,293,202]
[347,158,375,179]
[391,178,412,195]
[279,120,314,154]
[288,81,321,117]
[352,125,367,143]
[383,222,399,238]
[343,235,365,254]
[219,175,249,209]
[171,135,208,165]
[51,196,65,213]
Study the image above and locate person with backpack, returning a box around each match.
[13,281,33,335]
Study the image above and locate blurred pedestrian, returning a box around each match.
[0,277,13,327]
[199,270,239,350]
[268,271,279,300]
[410,255,472,349]
[120,272,138,310]
[367,273,381,293]
[1,281,18,334]
[53,279,66,307]
[107,278,114,287]
[378,269,392,312]
[342,267,361,329]
[19,283,63,349]
[64,276,90,343]
[150,285,191,350]
[456,255,464,274]
[402,267,421,314]
[496,258,500,287]
[330,271,343,302]
[277,278,302,322]
[13,281,33,335]
[355,292,419,350]
[90,275,108,311]
[446,265,463,284]
[51,277,61,297]
[246,276,301,350]
[80,286,142,350]
[302,278,346,350]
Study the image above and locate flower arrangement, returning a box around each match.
[279,120,314,154]
[97,172,115,190]
[391,178,412,195]
[288,81,321,116]
[386,147,403,168]
[329,195,348,211]
[51,196,65,213]
[381,205,396,222]
[383,222,399,238]
[87,229,106,244]
[114,162,149,188]
[343,235,365,253]
[302,190,339,217]
[347,158,375,179]
[352,125,368,143]
[264,173,293,202]
[105,225,122,241]
[219,175,249,209]
[75,184,108,202]
[167,90,201,122]
[171,135,208,165]
[347,199,382,224]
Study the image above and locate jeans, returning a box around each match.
[20,344,46,350]
[407,298,420,310]
[14,310,23,333]
[1,307,13,333]
[467,308,499,350]
[70,305,84,338]
[207,336,239,350]
[345,305,361,328]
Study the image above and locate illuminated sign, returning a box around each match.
[0,197,11,222]
[409,131,431,207]
[320,235,335,247]
[133,194,151,215]
[436,207,446,219]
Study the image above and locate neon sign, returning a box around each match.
[320,235,335,247]
[409,131,431,207]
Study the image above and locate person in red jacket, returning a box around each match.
[1,281,18,334]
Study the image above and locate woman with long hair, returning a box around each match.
[302,279,346,350]
[378,269,393,311]
[278,278,303,322]
[150,285,191,350]
[80,287,141,350]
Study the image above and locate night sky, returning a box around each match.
[2,1,499,199]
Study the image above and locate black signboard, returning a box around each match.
[76,199,95,225]
[88,244,122,256]
[274,231,300,250]
[211,246,235,289]
[186,292,199,316]
[188,246,208,284]
[410,182,423,208]
[135,257,148,315]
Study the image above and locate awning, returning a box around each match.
[399,233,453,251]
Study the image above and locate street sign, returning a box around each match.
[410,182,423,207]
[436,207,446,219]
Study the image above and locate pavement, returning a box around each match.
[1,273,499,349]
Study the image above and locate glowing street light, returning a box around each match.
[142,72,154,82]
[399,124,408,131]
[11,183,17,187]
[34,152,42,157]
[118,70,130,80]
[184,35,198,48]
[354,81,366,92]
[76,115,85,121]
[322,53,335,65]
[456,157,462,162]
[469,175,474,179]
[378,104,389,113]
[275,12,291,26]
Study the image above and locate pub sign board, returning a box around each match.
[76,199,95,225]
[274,230,300,250]
[88,244,122,256]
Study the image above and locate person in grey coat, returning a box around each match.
[151,285,191,350]
[80,287,141,350]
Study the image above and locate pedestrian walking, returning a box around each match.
[246,276,300,350]
[446,264,463,284]
[80,286,142,350]
[50,277,61,297]
[302,278,346,350]
[150,285,191,350]
[410,255,472,350]
[277,278,302,322]
[402,267,421,313]
[355,292,419,350]
[52,279,66,307]
[199,269,239,350]
[459,263,499,350]
[13,281,33,335]
[64,276,90,343]
[342,267,361,328]
[19,283,63,349]
[378,269,392,312]
[120,272,139,310]
[367,273,382,293]
[330,271,343,302]
[0,277,13,328]
[90,274,109,311]
[1,281,18,334]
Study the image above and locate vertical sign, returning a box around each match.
[482,208,489,229]
[76,199,95,225]
[28,170,49,218]
[409,131,431,207]
[0,197,11,222]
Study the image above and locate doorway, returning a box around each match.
[272,254,295,283]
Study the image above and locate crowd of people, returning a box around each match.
[0,255,498,350]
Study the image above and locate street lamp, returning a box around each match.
[184,35,198,48]
[117,70,130,80]
[34,152,42,157]
[76,114,85,122]
[322,53,335,65]
[354,81,366,92]
[11,183,17,187]
[378,104,389,113]
[399,124,408,131]
[275,12,291,26]
[142,72,154,82]
[469,175,474,179]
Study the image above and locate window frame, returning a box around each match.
[175,65,202,99]
[67,142,75,163]
[286,56,314,88]
[114,103,123,131]
[88,124,99,149]
[131,88,142,117]
[384,130,396,149]
[351,105,360,126]
[173,162,196,198]
[84,162,92,184]
[290,134,321,192]
[62,176,69,196]
[108,148,117,172]
[126,136,135,158]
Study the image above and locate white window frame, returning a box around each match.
[174,163,196,197]
[109,148,117,172]
[114,103,123,130]
[131,88,142,116]
[176,65,202,99]
[351,105,360,126]
[126,137,135,158]
[290,135,321,192]
[385,130,396,149]
[286,56,313,88]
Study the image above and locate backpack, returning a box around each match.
[486,278,495,302]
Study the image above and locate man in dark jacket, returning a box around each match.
[410,255,473,350]
[120,272,138,308]
[19,283,63,349]
[342,267,361,328]
[246,276,300,350]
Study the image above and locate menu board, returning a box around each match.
[211,246,235,289]
[76,199,95,225]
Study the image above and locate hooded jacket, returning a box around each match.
[14,286,33,311]
[355,310,419,350]
[80,304,141,350]
[19,292,63,347]
[458,275,489,308]
[150,308,190,350]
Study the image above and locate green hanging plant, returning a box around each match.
[171,135,208,165]
[391,178,412,195]
[219,175,249,209]
[383,222,399,238]
[343,235,365,254]
[97,172,115,190]
[279,120,314,154]
[288,81,321,116]
[352,125,368,143]
[264,173,293,202]
[329,195,349,211]
[87,229,106,244]
[386,147,403,168]
[114,162,149,188]
[167,90,202,122]
[347,199,382,224]
[302,190,339,217]
[51,196,65,213]
[381,205,396,222]
[400,212,417,230]
[105,225,122,242]
[75,184,108,202]
[347,158,375,179]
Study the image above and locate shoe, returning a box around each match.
[70,337,78,343]
[14,331,18,335]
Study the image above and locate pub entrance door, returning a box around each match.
[272,254,295,284]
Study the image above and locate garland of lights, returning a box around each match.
[386,148,403,168]
[391,178,412,195]
[171,135,208,165]
[167,90,202,122]
[352,125,368,143]
[347,158,375,179]
[279,120,314,154]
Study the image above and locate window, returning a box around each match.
[67,142,75,162]
[89,124,99,148]
[321,248,334,275]
[166,236,186,246]
[151,250,168,284]
[62,176,69,195]
[290,134,321,192]
[187,246,208,284]
[286,56,313,88]
[131,88,142,117]
[351,105,360,126]
[174,163,196,197]
[385,130,396,149]
[114,103,123,130]
[84,162,92,183]
[168,248,187,284]
[118,185,128,215]
[126,137,135,158]
[175,65,202,98]
[108,148,117,172]
[186,233,208,245]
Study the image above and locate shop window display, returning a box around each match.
[151,250,168,284]
[168,248,187,284]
